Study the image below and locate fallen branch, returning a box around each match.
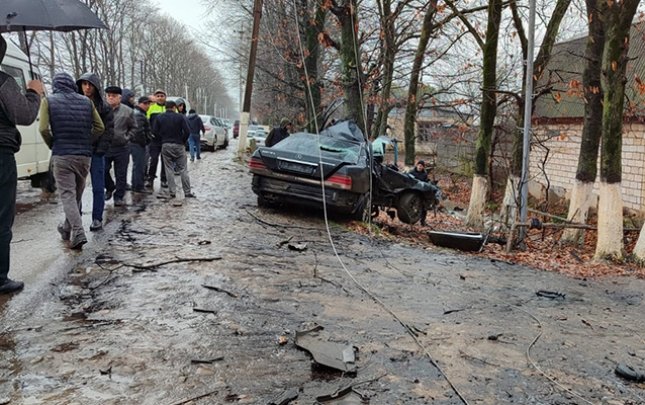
[125,257,222,272]
[245,209,324,230]
[201,284,238,298]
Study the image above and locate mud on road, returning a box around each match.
[1,142,644,404]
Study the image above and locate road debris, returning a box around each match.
[201,284,239,298]
[615,363,645,382]
[192,308,217,314]
[278,335,289,345]
[190,357,224,364]
[287,242,307,252]
[267,388,299,405]
[295,325,357,374]
[126,256,223,273]
[536,290,566,300]
[316,386,369,404]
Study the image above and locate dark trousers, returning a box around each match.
[130,144,147,191]
[147,141,166,184]
[90,154,105,221]
[0,152,17,283]
[105,148,130,200]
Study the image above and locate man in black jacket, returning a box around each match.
[152,100,193,205]
[265,118,292,147]
[104,86,136,207]
[131,96,152,193]
[0,35,43,294]
[77,72,114,231]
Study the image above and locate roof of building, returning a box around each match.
[534,22,645,120]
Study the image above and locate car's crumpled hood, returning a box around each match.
[318,120,365,144]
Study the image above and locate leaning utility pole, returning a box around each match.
[237,0,263,157]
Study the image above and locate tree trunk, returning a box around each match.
[596,0,640,260]
[402,1,437,165]
[373,0,395,138]
[304,2,325,132]
[336,0,365,133]
[465,0,502,228]
[561,0,604,245]
[500,0,572,221]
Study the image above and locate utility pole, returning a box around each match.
[519,0,536,242]
[237,0,263,156]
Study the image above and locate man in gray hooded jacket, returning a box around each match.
[0,35,43,294]
[77,73,114,231]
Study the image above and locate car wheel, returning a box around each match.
[397,192,423,224]
[350,195,371,222]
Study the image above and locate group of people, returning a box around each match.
[0,35,198,294]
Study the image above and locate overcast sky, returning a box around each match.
[154,0,209,30]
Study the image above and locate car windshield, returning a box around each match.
[273,133,362,164]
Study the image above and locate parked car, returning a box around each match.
[199,115,229,150]
[1,38,54,192]
[233,120,240,138]
[246,125,268,148]
[249,120,440,224]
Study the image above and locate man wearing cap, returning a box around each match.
[104,86,136,206]
[265,118,293,147]
[76,72,114,231]
[0,35,43,294]
[146,89,167,189]
[152,100,193,206]
[131,96,152,193]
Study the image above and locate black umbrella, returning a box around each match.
[0,0,108,76]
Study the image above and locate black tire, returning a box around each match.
[397,192,423,224]
[350,195,370,222]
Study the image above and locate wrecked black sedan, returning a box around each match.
[249,121,440,224]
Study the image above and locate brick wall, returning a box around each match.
[531,123,645,211]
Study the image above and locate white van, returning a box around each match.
[0,39,53,190]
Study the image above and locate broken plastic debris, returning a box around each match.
[316,386,369,404]
[295,325,357,373]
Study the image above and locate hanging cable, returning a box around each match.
[291,3,470,404]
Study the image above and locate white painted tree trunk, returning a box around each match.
[633,223,645,261]
[500,175,520,226]
[594,182,624,260]
[465,175,488,229]
[560,180,595,245]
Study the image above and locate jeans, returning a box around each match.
[130,144,147,191]
[188,134,201,160]
[161,143,191,196]
[105,148,130,200]
[0,152,17,283]
[147,141,166,184]
[52,155,91,240]
[90,154,105,221]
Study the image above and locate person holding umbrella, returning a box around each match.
[0,35,43,294]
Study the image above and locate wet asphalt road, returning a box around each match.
[1,140,644,405]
